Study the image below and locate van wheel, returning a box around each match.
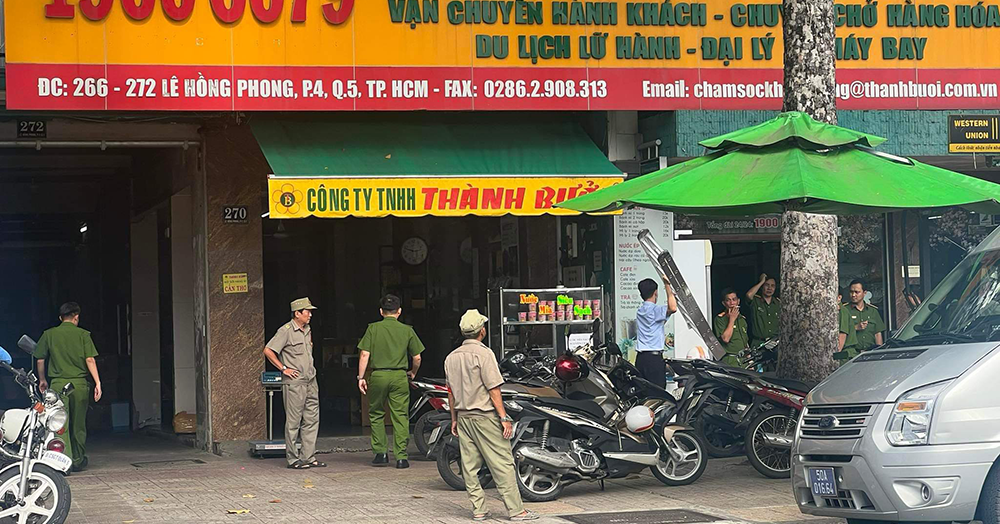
[977,460,1000,524]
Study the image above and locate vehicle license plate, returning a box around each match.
[809,467,837,496]
[42,450,73,472]
[428,426,443,446]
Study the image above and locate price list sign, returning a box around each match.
[613,208,674,357]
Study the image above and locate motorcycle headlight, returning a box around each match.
[43,390,60,405]
[46,409,68,433]
[886,380,952,446]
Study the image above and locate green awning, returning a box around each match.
[254,116,624,218]
[253,117,623,178]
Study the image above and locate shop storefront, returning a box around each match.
[255,114,622,429]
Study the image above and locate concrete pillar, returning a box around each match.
[607,111,639,163]
[130,213,161,428]
[193,122,267,450]
[171,190,196,415]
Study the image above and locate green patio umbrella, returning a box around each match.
[559,111,1000,216]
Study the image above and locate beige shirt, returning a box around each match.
[265,320,317,383]
[444,339,504,416]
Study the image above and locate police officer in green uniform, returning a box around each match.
[745,273,780,348]
[836,279,886,362]
[34,302,103,472]
[357,294,425,469]
[713,288,750,366]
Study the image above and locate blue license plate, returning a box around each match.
[809,467,837,496]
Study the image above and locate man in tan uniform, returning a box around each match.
[444,309,537,521]
[264,297,325,470]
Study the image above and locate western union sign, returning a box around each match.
[949,115,1000,153]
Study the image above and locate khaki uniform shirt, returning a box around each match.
[34,321,98,380]
[444,339,504,417]
[839,303,885,355]
[266,321,317,383]
[749,295,781,344]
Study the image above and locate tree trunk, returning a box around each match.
[777,0,840,382]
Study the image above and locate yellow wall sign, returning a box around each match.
[223,273,249,294]
[6,0,1000,110]
[268,177,622,218]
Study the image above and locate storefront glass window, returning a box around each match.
[838,214,888,311]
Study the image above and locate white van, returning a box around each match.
[792,228,1000,524]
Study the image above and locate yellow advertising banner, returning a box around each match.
[6,0,1000,110]
[268,177,623,218]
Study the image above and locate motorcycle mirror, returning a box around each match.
[591,319,604,347]
[62,382,75,395]
[17,335,37,355]
[0,347,11,364]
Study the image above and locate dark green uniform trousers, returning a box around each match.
[50,377,90,467]
[368,370,410,460]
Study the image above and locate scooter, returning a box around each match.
[409,379,450,458]
[668,356,813,478]
[428,351,561,490]
[0,337,75,523]
[505,329,707,502]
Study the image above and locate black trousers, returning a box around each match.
[635,351,667,390]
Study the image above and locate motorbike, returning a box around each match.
[668,356,812,478]
[668,357,754,458]
[0,336,74,523]
[738,339,779,373]
[740,371,812,479]
[409,378,450,458]
[429,351,560,491]
[666,339,779,458]
[505,328,707,502]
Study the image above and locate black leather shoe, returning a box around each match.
[396,459,409,469]
[372,453,388,466]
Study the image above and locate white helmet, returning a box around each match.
[625,406,655,433]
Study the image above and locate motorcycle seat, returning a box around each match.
[761,374,816,393]
[533,397,606,420]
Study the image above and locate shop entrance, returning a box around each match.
[261,214,575,435]
[0,122,201,449]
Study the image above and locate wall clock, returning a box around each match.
[401,237,428,265]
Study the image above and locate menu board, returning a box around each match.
[613,208,674,359]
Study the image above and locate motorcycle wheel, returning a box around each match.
[746,408,795,479]
[435,437,494,491]
[650,431,708,486]
[0,463,71,524]
[413,411,437,458]
[693,415,743,458]
[513,445,565,502]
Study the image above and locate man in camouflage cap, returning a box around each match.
[264,297,324,469]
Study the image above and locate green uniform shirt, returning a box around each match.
[33,322,98,380]
[358,317,425,370]
[749,295,781,345]
[839,303,886,354]
[713,312,750,362]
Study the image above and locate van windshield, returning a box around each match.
[888,246,1000,348]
